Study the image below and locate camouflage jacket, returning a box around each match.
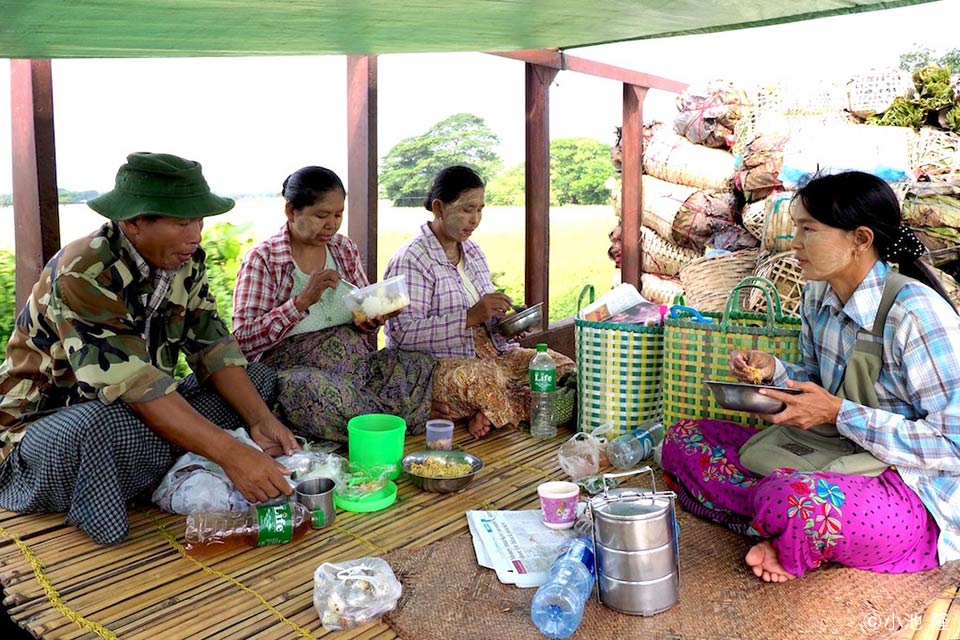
[0,222,247,442]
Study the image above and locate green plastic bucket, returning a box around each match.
[347,414,406,480]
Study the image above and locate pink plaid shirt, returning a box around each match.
[384,223,516,359]
[233,224,369,360]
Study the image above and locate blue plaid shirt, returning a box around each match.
[773,261,960,563]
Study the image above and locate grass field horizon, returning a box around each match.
[0,199,619,322]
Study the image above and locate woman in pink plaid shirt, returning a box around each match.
[232,166,441,442]
[384,166,573,438]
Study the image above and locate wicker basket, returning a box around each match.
[748,251,805,316]
[643,131,735,192]
[679,249,760,312]
[846,69,915,118]
[733,79,848,156]
[930,265,960,310]
[640,225,701,277]
[641,175,698,240]
[910,128,960,181]
[762,192,796,253]
[555,385,576,426]
[641,273,684,305]
[741,200,766,240]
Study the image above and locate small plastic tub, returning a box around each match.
[344,275,410,324]
[425,419,455,450]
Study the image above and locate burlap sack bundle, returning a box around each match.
[674,80,750,149]
[644,131,735,192]
[734,134,788,202]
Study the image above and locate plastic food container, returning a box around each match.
[425,419,454,450]
[344,275,410,324]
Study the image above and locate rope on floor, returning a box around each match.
[0,524,118,640]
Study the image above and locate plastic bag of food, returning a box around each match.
[334,464,394,501]
[557,425,612,480]
[152,428,260,514]
[276,450,346,486]
[313,557,402,630]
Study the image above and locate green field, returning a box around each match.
[0,199,619,322]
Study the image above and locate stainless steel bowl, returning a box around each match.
[493,303,543,337]
[401,450,484,493]
[704,380,801,414]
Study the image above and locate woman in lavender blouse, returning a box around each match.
[384,166,573,438]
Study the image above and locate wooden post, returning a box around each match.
[11,59,60,311]
[524,62,558,330]
[621,83,647,289]
[346,55,378,280]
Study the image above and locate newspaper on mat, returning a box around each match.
[466,509,581,588]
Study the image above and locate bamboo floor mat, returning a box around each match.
[0,425,959,639]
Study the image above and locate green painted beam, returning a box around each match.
[0,0,941,58]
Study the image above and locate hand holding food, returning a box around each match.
[729,349,776,384]
[466,292,513,327]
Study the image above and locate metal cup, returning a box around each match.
[295,477,336,529]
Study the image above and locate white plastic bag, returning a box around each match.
[152,428,260,514]
[153,430,347,514]
[313,557,402,630]
[578,283,646,322]
[557,425,612,480]
[778,124,914,189]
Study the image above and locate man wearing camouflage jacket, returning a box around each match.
[0,152,299,544]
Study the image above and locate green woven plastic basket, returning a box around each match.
[662,276,801,429]
[575,285,664,438]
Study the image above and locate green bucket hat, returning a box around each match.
[87,152,235,221]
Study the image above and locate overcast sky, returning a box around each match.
[0,0,958,196]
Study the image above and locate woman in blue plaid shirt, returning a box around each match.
[661,171,960,583]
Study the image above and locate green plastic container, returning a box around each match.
[334,481,398,513]
[347,413,406,480]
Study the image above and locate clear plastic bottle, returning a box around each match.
[530,537,596,639]
[606,422,665,469]
[529,343,558,439]
[185,501,319,546]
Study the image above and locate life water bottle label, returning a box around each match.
[530,369,556,393]
[629,426,658,460]
[562,539,596,576]
[312,509,326,528]
[636,430,654,459]
[256,503,294,546]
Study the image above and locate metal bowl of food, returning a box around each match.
[704,380,802,414]
[401,450,484,493]
[493,303,543,338]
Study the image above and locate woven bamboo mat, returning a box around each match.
[0,426,959,639]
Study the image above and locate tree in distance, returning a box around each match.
[379,113,502,207]
[487,138,614,207]
[900,45,960,73]
[549,137,614,206]
[485,163,526,206]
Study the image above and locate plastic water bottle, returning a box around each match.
[530,537,596,639]
[606,422,665,469]
[185,502,319,546]
[529,343,558,438]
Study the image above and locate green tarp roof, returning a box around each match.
[0,0,941,58]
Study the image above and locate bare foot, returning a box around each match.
[467,411,493,439]
[745,540,796,583]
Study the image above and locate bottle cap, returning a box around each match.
[536,343,548,352]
